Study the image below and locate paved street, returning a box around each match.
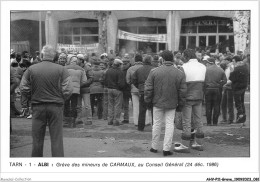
[10,92,250,158]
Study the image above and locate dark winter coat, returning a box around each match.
[132,63,154,94]
[144,61,187,109]
[104,65,125,91]
[229,62,249,91]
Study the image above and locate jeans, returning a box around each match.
[131,93,139,125]
[64,94,78,118]
[205,88,221,125]
[138,93,153,130]
[182,100,204,140]
[221,88,234,122]
[21,92,30,109]
[82,93,92,121]
[122,92,131,121]
[108,89,123,124]
[90,93,103,119]
[31,103,64,157]
[233,89,246,116]
[103,88,108,119]
[151,107,175,151]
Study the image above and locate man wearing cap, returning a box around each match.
[229,55,249,124]
[121,54,132,124]
[205,57,227,126]
[103,59,125,126]
[126,54,143,126]
[20,45,73,157]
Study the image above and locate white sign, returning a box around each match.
[118,30,167,43]
[57,43,99,54]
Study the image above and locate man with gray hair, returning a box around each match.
[20,45,73,157]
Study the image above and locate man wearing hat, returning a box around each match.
[229,55,249,124]
[103,59,125,126]
[121,54,132,124]
[204,57,227,126]
[20,45,73,157]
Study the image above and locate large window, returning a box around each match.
[118,17,167,53]
[180,16,234,52]
[59,18,98,45]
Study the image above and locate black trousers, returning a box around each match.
[90,93,103,119]
[233,89,246,117]
[64,94,78,118]
[205,88,221,125]
[138,93,153,130]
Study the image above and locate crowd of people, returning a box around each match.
[10,45,250,157]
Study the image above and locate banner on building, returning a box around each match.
[57,43,99,54]
[118,30,167,43]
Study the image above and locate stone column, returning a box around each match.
[107,12,118,53]
[45,11,58,49]
[166,11,181,51]
[233,11,249,54]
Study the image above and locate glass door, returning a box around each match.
[188,36,196,49]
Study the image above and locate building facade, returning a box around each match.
[11,10,250,55]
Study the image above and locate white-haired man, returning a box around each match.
[20,45,73,157]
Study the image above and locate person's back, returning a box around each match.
[104,66,125,90]
[205,63,227,89]
[20,45,73,157]
[149,64,186,109]
[90,66,104,94]
[133,64,154,93]
[27,61,70,104]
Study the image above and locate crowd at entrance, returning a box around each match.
[10,45,250,157]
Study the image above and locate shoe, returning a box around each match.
[84,121,92,125]
[75,117,83,124]
[76,120,83,125]
[150,148,157,153]
[173,143,190,153]
[138,128,144,131]
[108,121,113,125]
[220,120,227,124]
[18,108,29,118]
[26,114,32,119]
[228,120,234,124]
[113,122,119,126]
[190,141,204,151]
[122,120,129,124]
[163,150,173,156]
[236,115,246,124]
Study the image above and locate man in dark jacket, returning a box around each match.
[104,59,125,126]
[205,57,227,126]
[20,45,73,157]
[132,55,154,131]
[145,50,187,156]
[229,55,249,124]
[121,54,132,124]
